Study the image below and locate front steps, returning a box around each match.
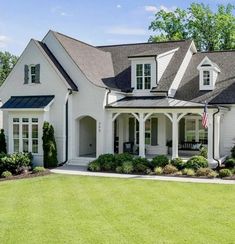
[67,157,95,166]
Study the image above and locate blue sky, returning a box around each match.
[0,0,234,55]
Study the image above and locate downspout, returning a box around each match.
[59,88,73,166]
[212,106,220,168]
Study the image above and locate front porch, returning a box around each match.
[105,97,227,167]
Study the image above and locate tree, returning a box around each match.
[149,3,235,51]
[42,122,58,168]
[0,51,18,86]
[0,129,7,154]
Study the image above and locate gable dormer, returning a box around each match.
[197,56,220,91]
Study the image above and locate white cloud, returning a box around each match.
[51,6,72,17]
[0,35,10,48]
[144,5,176,13]
[106,26,147,36]
[116,4,121,9]
[144,5,158,13]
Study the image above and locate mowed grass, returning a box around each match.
[0,175,235,244]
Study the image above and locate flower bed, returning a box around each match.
[88,153,235,180]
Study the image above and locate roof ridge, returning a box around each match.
[97,39,189,48]
[199,49,235,53]
[51,30,109,54]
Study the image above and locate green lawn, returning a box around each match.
[0,175,235,244]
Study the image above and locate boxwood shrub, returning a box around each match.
[132,157,150,173]
[225,158,235,168]
[114,153,134,166]
[185,156,208,170]
[1,170,12,178]
[152,155,169,168]
[122,161,134,174]
[219,168,232,178]
[88,160,101,172]
[33,166,46,174]
[170,158,185,170]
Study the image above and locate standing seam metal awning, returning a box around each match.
[1,95,55,109]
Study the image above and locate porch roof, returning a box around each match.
[1,95,55,110]
[106,96,216,109]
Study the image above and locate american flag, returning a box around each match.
[202,102,208,129]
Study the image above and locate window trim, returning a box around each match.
[203,70,210,86]
[135,63,152,90]
[12,117,39,154]
[29,64,36,84]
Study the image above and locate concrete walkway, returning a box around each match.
[51,165,235,185]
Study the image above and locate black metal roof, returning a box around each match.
[1,95,55,109]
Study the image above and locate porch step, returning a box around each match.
[67,157,95,166]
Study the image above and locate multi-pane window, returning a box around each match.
[136,63,151,90]
[203,70,210,85]
[145,119,151,145]
[185,119,196,141]
[12,118,39,154]
[30,65,36,83]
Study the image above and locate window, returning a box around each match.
[30,65,36,83]
[12,117,39,154]
[134,118,158,146]
[136,64,151,90]
[203,70,210,85]
[185,118,207,143]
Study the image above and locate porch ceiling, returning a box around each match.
[106,96,217,109]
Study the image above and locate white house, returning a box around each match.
[0,30,234,168]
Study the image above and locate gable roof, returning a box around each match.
[175,50,235,104]
[98,40,193,92]
[50,31,115,89]
[35,40,78,91]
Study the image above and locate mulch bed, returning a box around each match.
[0,169,51,182]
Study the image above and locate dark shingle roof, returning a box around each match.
[106,96,213,108]
[36,41,78,91]
[99,40,192,92]
[51,31,116,89]
[175,51,235,104]
[1,95,55,109]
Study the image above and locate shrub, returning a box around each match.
[115,166,123,174]
[146,168,152,175]
[0,152,33,174]
[163,164,178,174]
[152,155,169,168]
[154,167,163,175]
[122,161,134,174]
[225,158,235,168]
[170,158,185,170]
[114,153,133,166]
[196,168,214,177]
[101,161,115,171]
[98,154,115,170]
[132,157,150,173]
[182,168,195,176]
[88,160,101,172]
[42,122,58,168]
[185,156,208,170]
[219,169,232,178]
[208,171,218,178]
[1,171,12,178]
[33,166,46,174]
[231,145,235,158]
[174,171,183,176]
[0,129,7,154]
[199,146,207,158]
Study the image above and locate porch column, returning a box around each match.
[139,113,145,157]
[118,115,124,154]
[207,112,214,164]
[106,112,114,154]
[172,113,179,159]
[214,114,221,159]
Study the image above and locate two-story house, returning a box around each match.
[0,30,234,168]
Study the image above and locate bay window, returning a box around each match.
[12,117,39,154]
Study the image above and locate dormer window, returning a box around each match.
[24,64,40,84]
[136,63,151,90]
[197,56,220,91]
[203,70,210,86]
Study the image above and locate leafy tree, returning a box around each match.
[149,3,235,51]
[42,122,58,168]
[0,129,7,154]
[0,51,18,86]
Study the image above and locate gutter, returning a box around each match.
[212,106,220,168]
[59,88,73,166]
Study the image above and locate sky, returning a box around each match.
[0,0,234,55]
